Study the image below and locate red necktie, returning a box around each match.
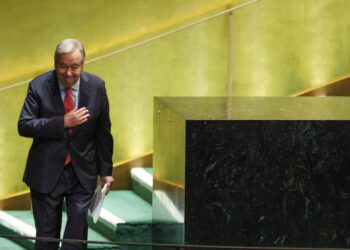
[64,88,74,165]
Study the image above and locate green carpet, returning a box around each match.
[103,191,152,223]
[0,237,27,250]
[131,167,153,204]
[4,210,115,249]
[0,211,35,249]
[1,169,154,249]
[5,211,34,226]
[131,179,152,204]
[144,168,153,175]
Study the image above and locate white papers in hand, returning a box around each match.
[89,184,108,223]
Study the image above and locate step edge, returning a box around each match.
[0,211,36,241]
[130,168,153,191]
[97,207,125,227]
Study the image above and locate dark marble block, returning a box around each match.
[185,120,350,248]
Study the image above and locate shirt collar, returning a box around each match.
[58,78,80,92]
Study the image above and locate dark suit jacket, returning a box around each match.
[18,70,113,193]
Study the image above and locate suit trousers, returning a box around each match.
[31,164,93,250]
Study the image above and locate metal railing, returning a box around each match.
[0,234,348,250]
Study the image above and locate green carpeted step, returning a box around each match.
[144,168,153,175]
[130,167,153,203]
[104,190,152,246]
[103,190,152,223]
[5,211,34,226]
[0,237,27,250]
[88,190,152,245]
[0,211,35,249]
[1,188,153,249]
[3,210,116,249]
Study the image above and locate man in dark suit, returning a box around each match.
[18,38,114,250]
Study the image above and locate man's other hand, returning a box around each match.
[64,107,90,128]
[100,176,114,194]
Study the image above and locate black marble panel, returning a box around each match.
[185,121,350,248]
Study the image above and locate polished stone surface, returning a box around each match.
[153,97,350,248]
[186,120,350,248]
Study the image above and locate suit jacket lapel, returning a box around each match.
[78,72,90,109]
[72,72,90,135]
[47,71,64,114]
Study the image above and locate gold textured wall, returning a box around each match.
[0,0,235,197]
[231,0,350,96]
[1,0,350,197]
